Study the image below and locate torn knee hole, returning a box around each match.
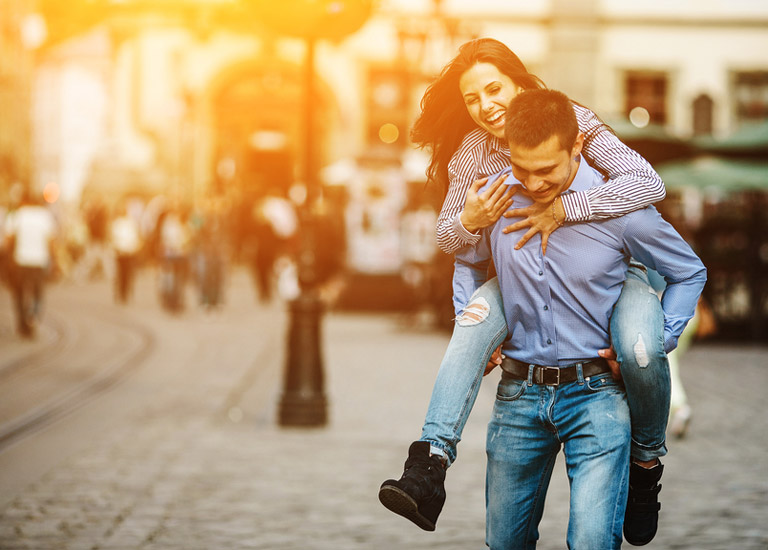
[633,333,650,368]
[457,297,491,326]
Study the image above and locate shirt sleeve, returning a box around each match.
[435,132,485,254]
[452,233,493,316]
[621,208,707,352]
[561,104,667,222]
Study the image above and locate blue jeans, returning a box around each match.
[486,367,631,549]
[420,263,668,465]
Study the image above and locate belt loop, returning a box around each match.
[576,362,585,385]
[527,364,534,386]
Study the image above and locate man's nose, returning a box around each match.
[525,175,545,192]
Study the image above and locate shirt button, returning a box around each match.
[547,339,552,345]
[543,305,549,311]
[538,271,543,276]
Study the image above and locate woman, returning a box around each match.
[379,38,669,545]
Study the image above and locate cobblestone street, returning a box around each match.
[0,271,766,549]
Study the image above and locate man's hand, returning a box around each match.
[484,345,505,376]
[598,346,623,380]
[501,196,565,255]
[460,174,517,233]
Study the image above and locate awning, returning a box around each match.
[656,156,768,193]
[693,121,768,158]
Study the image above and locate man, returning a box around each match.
[453,89,706,548]
[4,191,57,338]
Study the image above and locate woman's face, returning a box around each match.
[459,62,520,139]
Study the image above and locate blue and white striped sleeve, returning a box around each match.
[435,131,486,254]
[562,104,667,222]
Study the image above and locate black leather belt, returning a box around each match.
[501,357,611,386]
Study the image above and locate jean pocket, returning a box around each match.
[585,372,625,393]
[496,372,527,401]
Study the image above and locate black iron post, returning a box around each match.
[278,37,327,426]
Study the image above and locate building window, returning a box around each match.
[625,71,668,125]
[733,71,768,124]
[692,94,714,136]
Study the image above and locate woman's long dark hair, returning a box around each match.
[411,38,545,192]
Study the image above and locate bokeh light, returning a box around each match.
[378,122,399,144]
[629,106,651,128]
[43,182,60,203]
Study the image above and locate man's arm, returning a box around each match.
[622,208,707,352]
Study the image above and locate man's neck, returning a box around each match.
[560,155,582,195]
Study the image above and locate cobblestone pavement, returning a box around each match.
[0,270,766,549]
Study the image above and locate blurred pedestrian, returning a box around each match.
[3,191,57,337]
[399,194,439,323]
[667,297,717,438]
[157,205,191,313]
[250,195,298,303]
[191,195,228,309]
[310,197,346,306]
[0,200,9,288]
[110,200,142,304]
[74,196,113,282]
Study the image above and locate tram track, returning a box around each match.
[0,301,156,452]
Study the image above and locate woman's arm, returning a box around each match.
[501,104,667,252]
[436,130,514,254]
[563,104,666,222]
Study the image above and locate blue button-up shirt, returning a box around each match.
[453,158,707,366]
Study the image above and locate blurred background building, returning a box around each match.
[1,0,767,340]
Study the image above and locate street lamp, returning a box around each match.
[253,0,372,427]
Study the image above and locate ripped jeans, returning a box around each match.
[420,263,669,466]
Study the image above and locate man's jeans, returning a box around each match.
[486,366,631,549]
[420,263,669,465]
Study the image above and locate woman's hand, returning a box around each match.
[598,346,623,381]
[460,174,517,233]
[501,196,565,255]
[484,345,505,376]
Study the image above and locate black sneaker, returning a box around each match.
[378,441,446,531]
[624,461,664,546]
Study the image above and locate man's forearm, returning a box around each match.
[661,268,707,352]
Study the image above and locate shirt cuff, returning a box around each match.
[560,192,591,222]
[664,336,678,354]
[452,213,482,245]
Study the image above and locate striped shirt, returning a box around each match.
[437,103,666,254]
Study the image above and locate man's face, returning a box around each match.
[508,133,583,205]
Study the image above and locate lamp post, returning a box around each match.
[254,0,372,427]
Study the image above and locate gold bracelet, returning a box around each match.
[552,197,564,227]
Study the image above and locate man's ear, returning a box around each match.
[572,132,585,160]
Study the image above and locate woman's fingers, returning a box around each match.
[502,218,532,234]
[502,204,533,219]
[513,227,538,250]
[469,177,489,193]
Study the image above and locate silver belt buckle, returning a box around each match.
[536,366,560,385]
